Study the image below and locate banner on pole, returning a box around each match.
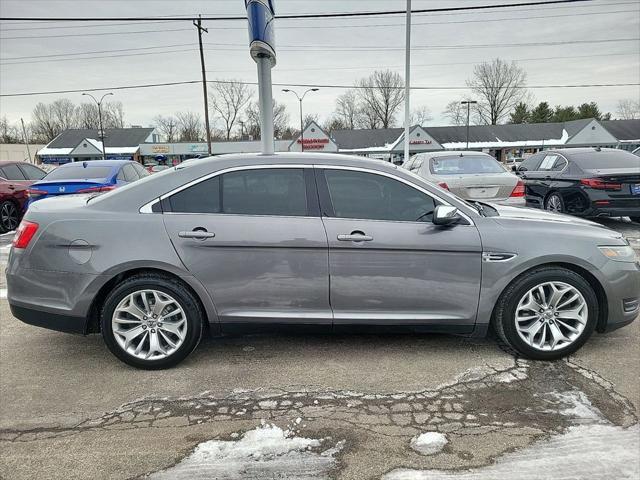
[245,0,276,66]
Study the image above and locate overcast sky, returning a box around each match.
[0,0,638,131]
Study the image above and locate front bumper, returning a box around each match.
[598,260,640,333]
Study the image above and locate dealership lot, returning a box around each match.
[0,218,638,480]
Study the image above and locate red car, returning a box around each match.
[0,161,47,233]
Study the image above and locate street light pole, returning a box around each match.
[82,92,113,160]
[282,88,319,152]
[460,100,477,150]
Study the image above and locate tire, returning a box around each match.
[100,273,204,369]
[0,200,21,234]
[544,193,564,213]
[493,267,598,360]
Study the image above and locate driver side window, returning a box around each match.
[323,169,437,222]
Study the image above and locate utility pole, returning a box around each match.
[194,15,212,156]
[20,118,31,163]
[403,0,412,164]
[239,120,246,141]
[282,88,319,152]
[461,100,477,150]
[82,92,113,160]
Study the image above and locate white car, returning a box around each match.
[404,151,525,206]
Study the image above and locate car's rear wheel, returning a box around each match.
[0,200,20,233]
[100,273,204,369]
[544,193,564,213]
[493,267,598,360]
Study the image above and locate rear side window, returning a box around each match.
[132,162,149,178]
[222,168,307,216]
[323,169,436,222]
[538,154,567,171]
[0,164,26,180]
[18,164,46,180]
[168,168,308,216]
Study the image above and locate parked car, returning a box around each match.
[632,146,639,157]
[504,157,523,170]
[404,151,525,206]
[515,148,640,222]
[27,160,149,205]
[7,153,638,369]
[0,161,47,233]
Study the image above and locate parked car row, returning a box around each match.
[0,160,149,233]
[403,148,640,222]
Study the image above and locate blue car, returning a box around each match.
[28,160,149,205]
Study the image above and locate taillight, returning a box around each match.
[12,220,39,249]
[580,178,622,190]
[510,180,525,197]
[27,188,48,199]
[76,185,117,194]
[438,182,449,190]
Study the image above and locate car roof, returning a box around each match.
[0,160,36,166]
[57,160,132,168]
[416,151,494,159]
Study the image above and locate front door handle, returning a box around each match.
[337,232,373,242]
[178,230,215,239]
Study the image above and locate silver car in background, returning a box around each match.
[6,153,639,369]
[405,151,525,206]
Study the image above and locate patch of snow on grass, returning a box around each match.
[384,424,640,480]
[149,423,341,480]
[410,432,448,455]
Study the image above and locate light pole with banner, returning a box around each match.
[82,92,113,160]
[282,88,319,152]
[461,100,477,150]
[245,0,276,155]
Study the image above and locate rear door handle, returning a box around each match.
[178,230,215,239]
[337,232,373,242]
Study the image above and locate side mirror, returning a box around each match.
[433,205,460,226]
[511,165,517,172]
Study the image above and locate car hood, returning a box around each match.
[489,203,600,227]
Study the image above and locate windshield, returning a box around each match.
[43,165,114,181]
[430,156,505,175]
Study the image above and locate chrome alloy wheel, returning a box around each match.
[546,195,562,212]
[112,289,187,360]
[515,281,588,351]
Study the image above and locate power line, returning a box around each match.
[2,79,637,97]
[3,37,637,65]
[2,4,635,34]
[0,0,595,22]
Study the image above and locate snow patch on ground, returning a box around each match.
[385,424,640,480]
[0,289,6,299]
[149,422,343,480]
[410,432,448,455]
[546,391,603,423]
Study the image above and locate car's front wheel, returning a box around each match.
[100,273,204,369]
[493,267,598,360]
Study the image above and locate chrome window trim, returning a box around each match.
[141,163,475,226]
[140,164,312,215]
[319,165,476,226]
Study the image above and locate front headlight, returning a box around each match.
[598,245,637,263]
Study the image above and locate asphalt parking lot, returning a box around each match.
[0,218,639,480]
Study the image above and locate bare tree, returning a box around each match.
[442,101,467,126]
[103,101,125,128]
[31,99,77,142]
[0,116,22,143]
[303,113,319,128]
[209,80,253,140]
[75,103,100,129]
[152,115,179,142]
[356,70,405,129]
[334,90,362,129]
[409,106,432,126]
[175,111,204,142]
[75,101,125,130]
[324,115,346,132]
[467,58,528,125]
[616,98,640,120]
[244,100,290,139]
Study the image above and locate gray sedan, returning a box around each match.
[404,151,525,206]
[6,153,639,369]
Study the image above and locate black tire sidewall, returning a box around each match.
[101,276,203,369]
[0,200,19,233]
[499,268,598,360]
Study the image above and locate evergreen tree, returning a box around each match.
[529,102,554,123]
[509,102,530,124]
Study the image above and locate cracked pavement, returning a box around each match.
[0,218,638,479]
